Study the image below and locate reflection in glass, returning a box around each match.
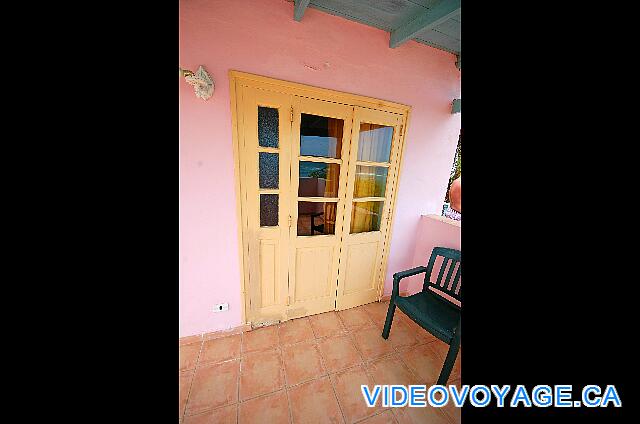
[259,152,278,189]
[353,165,388,198]
[260,194,278,227]
[357,123,393,163]
[298,161,340,198]
[297,202,336,236]
[300,114,343,158]
[258,107,279,148]
[350,201,384,233]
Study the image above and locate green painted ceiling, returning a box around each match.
[302,0,461,55]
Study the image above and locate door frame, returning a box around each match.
[229,70,411,326]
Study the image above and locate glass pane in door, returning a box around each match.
[297,202,337,235]
[357,123,393,163]
[259,152,279,189]
[350,201,384,233]
[258,106,279,148]
[353,165,388,198]
[298,162,340,197]
[300,114,343,158]
[260,194,278,227]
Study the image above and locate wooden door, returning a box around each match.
[286,97,354,319]
[336,107,404,310]
[231,71,410,325]
[240,86,293,325]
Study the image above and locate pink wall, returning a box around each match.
[401,215,461,296]
[179,0,461,337]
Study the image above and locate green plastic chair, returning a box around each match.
[382,246,461,385]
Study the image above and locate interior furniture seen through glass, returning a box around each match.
[297,201,336,236]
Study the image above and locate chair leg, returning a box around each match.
[381,301,396,339]
[436,337,460,385]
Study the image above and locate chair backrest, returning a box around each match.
[423,247,461,305]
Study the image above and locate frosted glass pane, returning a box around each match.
[258,107,278,148]
[260,195,278,227]
[259,152,278,189]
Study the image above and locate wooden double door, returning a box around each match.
[232,72,409,326]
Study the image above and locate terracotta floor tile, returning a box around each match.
[317,335,363,373]
[440,401,462,424]
[238,390,289,424]
[398,344,444,385]
[359,410,397,424]
[282,340,326,386]
[378,319,420,350]
[400,318,438,344]
[242,326,279,353]
[337,307,374,331]
[395,308,411,323]
[429,340,461,377]
[289,377,345,424]
[330,364,382,423]
[368,356,419,387]
[309,312,347,339]
[200,334,241,365]
[180,334,203,347]
[179,369,194,419]
[183,404,237,424]
[362,301,390,325]
[441,380,461,424]
[239,349,285,401]
[352,327,394,361]
[186,360,240,415]
[393,405,450,424]
[278,317,314,346]
[180,342,202,372]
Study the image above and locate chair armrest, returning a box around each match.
[392,266,428,297]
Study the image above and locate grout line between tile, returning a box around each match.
[352,408,391,424]
[326,370,349,424]
[182,339,204,421]
[281,347,295,424]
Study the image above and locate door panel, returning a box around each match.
[294,246,333,300]
[241,86,293,324]
[336,107,403,310]
[259,240,279,307]
[233,74,409,326]
[287,96,354,318]
[342,242,378,295]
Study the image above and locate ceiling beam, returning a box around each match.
[390,0,461,48]
[294,0,311,22]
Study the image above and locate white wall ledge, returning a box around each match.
[423,214,461,227]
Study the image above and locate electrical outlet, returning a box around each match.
[214,303,229,312]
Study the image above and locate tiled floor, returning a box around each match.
[179,301,461,424]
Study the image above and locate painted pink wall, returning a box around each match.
[401,215,461,296]
[179,0,461,337]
